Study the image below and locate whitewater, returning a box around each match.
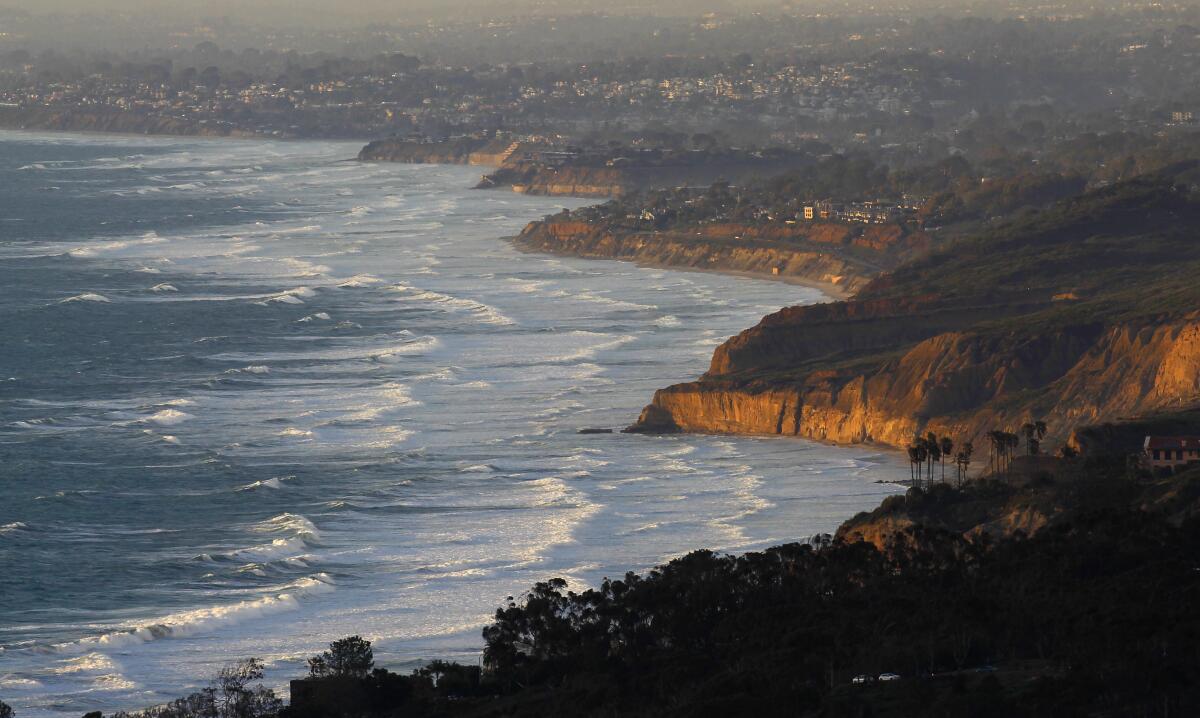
[0,131,904,716]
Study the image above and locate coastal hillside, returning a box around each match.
[512,218,912,293]
[478,152,809,198]
[357,137,528,165]
[630,171,1200,451]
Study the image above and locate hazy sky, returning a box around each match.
[2,0,760,21]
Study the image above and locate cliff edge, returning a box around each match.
[629,173,1200,452]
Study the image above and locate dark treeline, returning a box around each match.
[468,510,1200,717]
[25,501,1196,718]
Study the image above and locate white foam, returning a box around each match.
[68,232,165,258]
[47,573,335,655]
[278,428,314,439]
[59,293,111,304]
[237,477,287,492]
[227,365,270,375]
[390,284,514,326]
[337,274,382,288]
[263,293,305,305]
[145,409,193,426]
[149,283,179,292]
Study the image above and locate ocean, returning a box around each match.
[0,131,904,716]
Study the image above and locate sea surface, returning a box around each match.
[0,131,904,716]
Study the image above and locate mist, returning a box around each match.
[1,0,766,25]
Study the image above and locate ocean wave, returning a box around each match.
[0,521,29,536]
[41,573,335,656]
[543,332,637,363]
[209,334,439,363]
[259,513,322,543]
[59,293,111,304]
[225,365,270,375]
[236,476,291,492]
[144,409,193,426]
[261,293,305,305]
[459,464,496,473]
[337,274,382,288]
[575,292,657,311]
[68,232,165,258]
[149,283,179,292]
[278,428,315,439]
[390,284,514,326]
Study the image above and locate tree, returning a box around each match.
[955,442,974,487]
[0,699,12,718]
[308,636,374,680]
[110,659,279,718]
[926,433,942,485]
[908,445,920,485]
[987,430,1012,476]
[939,437,954,483]
[912,442,929,489]
[215,659,280,718]
[1021,421,1047,456]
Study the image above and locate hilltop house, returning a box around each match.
[1143,436,1200,472]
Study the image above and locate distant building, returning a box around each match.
[1143,436,1200,471]
[1172,110,1194,123]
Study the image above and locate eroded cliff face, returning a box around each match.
[635,311,1200,452]
[508,167,634,198]
[514,220,882,293]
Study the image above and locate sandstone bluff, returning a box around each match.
[628,172,1200,454]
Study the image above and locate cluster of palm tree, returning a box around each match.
[1021,420,1048,456]
[987,420,1049,477]
[907,432,973,489]
[987,430,1021,476]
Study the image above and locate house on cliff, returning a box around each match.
[1143,436,1200,472]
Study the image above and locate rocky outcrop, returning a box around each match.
[513,219,892,293]
[635,312,1200,451]
[482,166,639,197]
[358,138,525,165]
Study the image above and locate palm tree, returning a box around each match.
[987,430,1005,476]
[1005,432,1020,474]
[925,432,941,485]
[907,445,920,485]
[914,442,929,490]
[956,442,974,487]
[1021,422,1037,455]
[939,436,954,483]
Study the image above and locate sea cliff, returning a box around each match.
[357,137,523,165]
[629,175,1200,453]
[513,219,889,293]
[513,216,930,292]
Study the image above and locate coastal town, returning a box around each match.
[3,5,1200,148]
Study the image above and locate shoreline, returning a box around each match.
[507,231,862,300]
[0,123,374,145]
[507,235,854,300]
